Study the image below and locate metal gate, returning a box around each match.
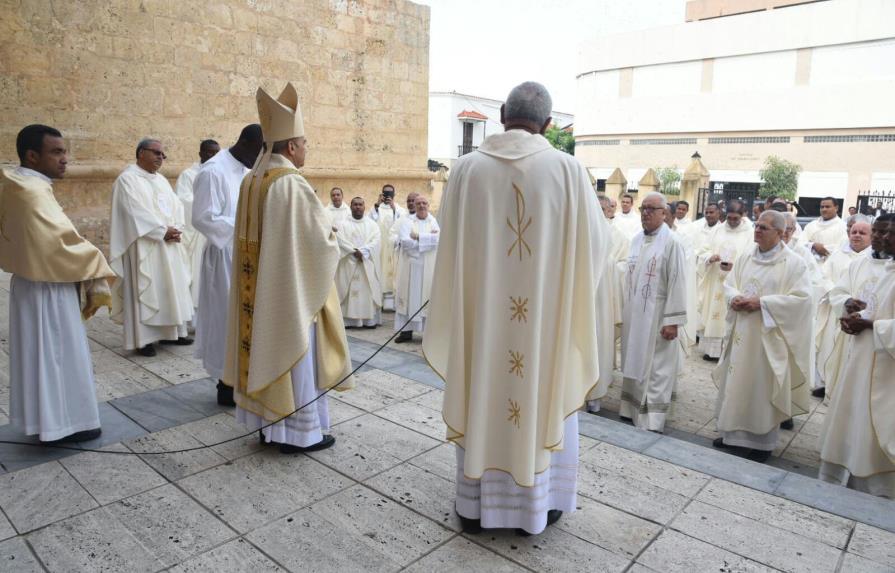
[856,191,895,215]
[696,182,761,217]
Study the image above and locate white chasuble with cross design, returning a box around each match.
[425,129,609,487]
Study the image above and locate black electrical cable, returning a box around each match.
[0,301,430,455]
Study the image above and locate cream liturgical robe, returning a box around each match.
[174,163,204,309]
[326,203,350,227]
[814,244,869,389]
[425,129,608,525]
[191,149,249,381]
[1,167,114,441]
[370,203,407,309]
[619,225,689,432]
[335,216,382,327]
[697,220,754,357]
[820,261,895,497]
[614,210,641,241]
[803,216,847,260]
[394,214,439,333]
[587,223,629,409]
[714,243,813,451]
[110,164,193,349]
[223,154,353,441]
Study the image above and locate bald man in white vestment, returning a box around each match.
[712,211,813,463]
[192,125,261,406]
[3,124,115,443]
[110,138,194,357]
[174,139,220,313]
[813,217,872,397]
[425,82,609,536]
[819,214,895,497]
[394,195,439,342]
[335,197,382,328]
[617,193,688,433]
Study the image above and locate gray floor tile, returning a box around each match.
[328,397,367,425]
[167,538,284,572]
[174,413,264,461]
[0,510,14,542]
[476,521,631,572]
[670,500,841,573]
[125,426,228,481]
[248,484,452,572]
[578,412,662,452]
[0,460,98,533]
[111,389,208,432]
[408,442,457,482]
[774,472,895,533]
[0,536,43,573]
[162,378,231,417]
[636,530,776,573]
[365,461,460,531]
[332,368,432,413]
[26,506,164,572]
[309,413,440,481]
[386,360,444,389]
[402,537,526,573]
[556,495,661,559]
[59,443,168,506]
[695,479,853,549]
[373,400,446,441]
[839,552,895,573]
[408,388,444,411]
[847,523,895,568]
[178,449,352,534]
[0,425,80,473]
[582,442,710,497]
[104,484,234,568]
[642,435,788,494]
[75,401,150,450]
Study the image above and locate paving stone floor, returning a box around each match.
[1,273,894,572]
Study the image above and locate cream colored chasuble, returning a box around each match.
[425,130,608,487]
[697,220,755,339]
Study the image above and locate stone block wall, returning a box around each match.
[0,0,431,254]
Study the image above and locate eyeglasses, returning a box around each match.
[639,206,664,214]
[755,223,774,231]
[141,147,167,160]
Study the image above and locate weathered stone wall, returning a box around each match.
[0,0,431,253]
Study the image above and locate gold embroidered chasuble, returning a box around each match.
[0,168,114,318]
[223,155,353,420]
[425,130,609,487]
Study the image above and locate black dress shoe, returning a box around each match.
[160,337,194,346]
[780,418,794,430]
[41,428,102,444]
[702,354,719,362]
[457,511,482,534]
[138,344,157,357]
[279,435,336,454]
[217,381,236,407]
[747,449,772,463]
[712,437,729,449]
[395,331,413,343]
[811,387,826,398]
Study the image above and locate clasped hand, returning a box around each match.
[730,295,760,312]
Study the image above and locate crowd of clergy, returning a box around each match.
[2,80,894,540]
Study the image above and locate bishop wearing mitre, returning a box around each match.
[2,125,115,443]
[819,214,895,497]
[696,199,754,360]
[394,195,439,342]
[335,196,382,328]
[713,211,813,463]
[425,82,608,536]
[223,83,353,454]
[110,138,194,357]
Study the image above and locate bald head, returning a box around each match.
[502,82,553,133]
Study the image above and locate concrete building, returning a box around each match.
[428,91,573,168]
[0,0,431,254]
[575,0,895,215]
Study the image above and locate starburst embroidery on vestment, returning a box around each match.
[507,399,521,428]
[507,183,532,260]
[509,296,529,323]
[508,350,524,378]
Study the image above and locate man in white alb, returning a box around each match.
[803,197,848,266]
[394,195,439,342]
[614,193,641,240]
[2,125,115,443]
[326,187,350,227]
[174,139,220,314]
[192,124,262,406]
[110,138,194,357]
[335,197,382,328]
[370,184,407,310]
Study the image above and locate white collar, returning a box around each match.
[14,166,52,183]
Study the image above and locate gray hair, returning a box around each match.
[135,137,161,159]
[641,191,667,208]
[759,210,786,231]
[783,212,797,225]
[597,195,610,206]
[504,82,553,126]
[847,214,872,226]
